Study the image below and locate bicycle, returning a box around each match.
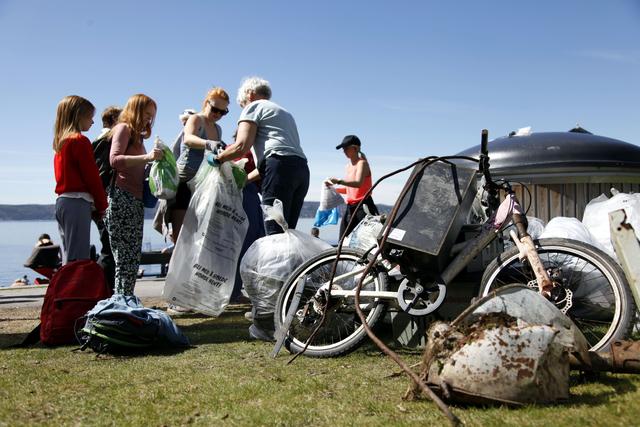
[273,130,636,357]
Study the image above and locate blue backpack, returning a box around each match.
[78,294,189,353]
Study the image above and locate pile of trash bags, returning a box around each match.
[509,189,640,264]
[580,190,640,259]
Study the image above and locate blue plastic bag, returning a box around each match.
[313,206,340,227]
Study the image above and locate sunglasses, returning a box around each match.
[208,102,229,116]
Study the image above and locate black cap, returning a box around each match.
[336,135,361,150]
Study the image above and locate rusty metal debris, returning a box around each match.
[452,284,589,355]
[412,285,589,405]
[570,340,640,374]
[421,316,572,405]
[411,284,640,405]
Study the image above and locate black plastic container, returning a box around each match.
[380,160,477,277]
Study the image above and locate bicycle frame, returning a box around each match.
[302,191,549,306]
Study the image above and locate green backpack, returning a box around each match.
[78,295,190,354]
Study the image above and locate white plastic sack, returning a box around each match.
[526,216,546,240]
[502,216,546,242]
[149,138,179,199]
[163,162,248,316]
[345,214,384,252]
[582,192,640,259]
[319,184,344,210]
[189,157,248,193]
[540,217,606,252]
[240,200,332,317]
[188,155,215,192]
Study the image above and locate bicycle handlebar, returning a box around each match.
[481,129,488,156]
[479,129,496,188]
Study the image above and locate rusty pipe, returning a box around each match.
[570,340,640,374]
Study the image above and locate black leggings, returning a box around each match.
[259,155,310,235]
[340,196,379,238]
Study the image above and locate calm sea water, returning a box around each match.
[0,218,338,287]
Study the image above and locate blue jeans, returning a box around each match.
[232,182,266,300]
[260,155,309,235]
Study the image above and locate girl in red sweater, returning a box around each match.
[53,95,108,264]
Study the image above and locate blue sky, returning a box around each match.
[1,0,639,205]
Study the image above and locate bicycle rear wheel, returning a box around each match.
[274,248,388,357]
[479,238,635,351]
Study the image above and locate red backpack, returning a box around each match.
[39,260,113,345]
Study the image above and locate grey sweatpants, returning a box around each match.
[55,196,92,264]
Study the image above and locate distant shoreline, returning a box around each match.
[0,202,392,221]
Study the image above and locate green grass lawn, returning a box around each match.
[1,302,639,426]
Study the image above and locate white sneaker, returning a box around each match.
[244,311,254,321]
[248,324,275,342]
[167,304,192,315]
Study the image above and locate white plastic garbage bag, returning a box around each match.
[319,183,344,210]
[526,216,546,240]
[163,162,248,316]
[314,184,344,227]
[345,214,384,252]
[240,200,332,318]
[540,216,607,252]
[502,216,546,244]
[582,192,640,259]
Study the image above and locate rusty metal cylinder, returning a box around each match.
[570,340,640,374]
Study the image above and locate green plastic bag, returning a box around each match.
[231,160,248,189]
[189,157,248,192]
[148,138,179,199]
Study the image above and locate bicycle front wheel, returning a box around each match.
[479,238,635,351]
[274,248,388,357]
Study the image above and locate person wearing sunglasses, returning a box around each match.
[214,76,309,235]
[173,87,229,242]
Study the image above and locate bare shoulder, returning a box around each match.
[186,113,202,126]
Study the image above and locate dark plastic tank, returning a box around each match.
[457,129,640,181]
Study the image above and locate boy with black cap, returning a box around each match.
[326,135,379,238]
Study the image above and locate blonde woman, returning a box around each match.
[105,94,163,295]
[215,77,308,235]
[326,135,379,238]
[53,95,107,264]
[172,87,230,241]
